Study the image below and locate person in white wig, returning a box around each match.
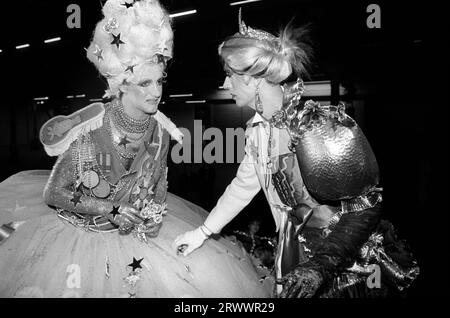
[0,0,270,298]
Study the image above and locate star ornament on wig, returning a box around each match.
[86,0,182,143]
[40,0,183,158]
[0,0,272,299]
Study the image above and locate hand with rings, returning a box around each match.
[277,266,323,298]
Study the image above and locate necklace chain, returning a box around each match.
[71,132,130,200]
[265,123,273,190]
[105,109,139,160]
[111,98,151,134]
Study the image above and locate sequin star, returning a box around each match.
[70,192,82,207]
[103,89,114,99]
[128,257,143,271]
[118,135,131,148]
[109,205,120,219]
[93,45,104,61]
[5,201,27,213]
[121,1,134,9]
[125,64,136,73]
[111,33,125,49]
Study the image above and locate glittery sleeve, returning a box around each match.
[43,144,137,225]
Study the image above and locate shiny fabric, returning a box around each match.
[295,101,379,201]
[205,80,340,295]
[0,171,270,298]
[45,101,170,232]
[300,220,420,297]
[268,82,419,297]
[271,153,337,276]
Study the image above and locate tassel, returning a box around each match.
[153,111,184,144]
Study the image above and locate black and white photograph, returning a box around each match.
[0,0,447,308]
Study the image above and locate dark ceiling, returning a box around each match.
[0,0,444,103]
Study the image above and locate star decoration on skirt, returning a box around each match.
[111,33,125,49]
[5,201,27,213]
[118,135,131,148]
[128,257,144,271]
[109,205,120,219]
[93,45,104,61]
[70,192,82,207]
[259,275,268,283]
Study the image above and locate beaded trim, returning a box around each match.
[341,189,383,213]
[111,98,151,134]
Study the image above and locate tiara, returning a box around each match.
[238,8,279,46]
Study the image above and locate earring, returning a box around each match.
[255,85,263,114]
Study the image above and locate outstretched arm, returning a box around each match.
[204,156,262,234]
[43,147,143,227]
[174,153,261,255]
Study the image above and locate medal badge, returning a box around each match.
[82,170,100,189]
[93,178,111,198]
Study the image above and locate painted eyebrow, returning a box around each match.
[138,76,165,85]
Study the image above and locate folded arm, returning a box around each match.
[43,147,143,226]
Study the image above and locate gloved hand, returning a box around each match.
[278,265,323,298]
[173,227,209,256]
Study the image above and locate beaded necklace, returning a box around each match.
[71,133,130,200]
[111,98,151,134]
[105,106,142,160]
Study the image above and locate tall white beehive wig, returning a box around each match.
[86,0,173,97]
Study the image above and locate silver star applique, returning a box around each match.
[5,201,27,213]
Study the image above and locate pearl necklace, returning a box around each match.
[111,98,151,134]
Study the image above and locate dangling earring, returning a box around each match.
[255,84,263,114]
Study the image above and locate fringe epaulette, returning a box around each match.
[39,103,105,157]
